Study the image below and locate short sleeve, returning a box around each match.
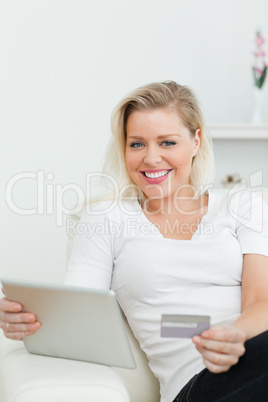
[228,190,268,256]
[65,207,114,290]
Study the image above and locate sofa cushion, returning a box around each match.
[0,333,130,402]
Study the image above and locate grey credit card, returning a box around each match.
[161,314,210,338]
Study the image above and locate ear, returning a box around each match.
[192,129,201,157]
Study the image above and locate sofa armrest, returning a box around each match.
[0,332,130,402]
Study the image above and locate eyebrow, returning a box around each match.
[127,134,181,140]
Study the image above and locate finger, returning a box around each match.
[0,297,22,313]
[197,345,240,365]
[3,321,41,334]
[4,329,38,341]
[193,337,245,357]
[201,326,246,343]
[203,357,231,374]
[0,311,37,326]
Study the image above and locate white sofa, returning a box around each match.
[1,187,268,402]
[0,314,160,402]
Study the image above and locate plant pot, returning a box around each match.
[250,86,264,124]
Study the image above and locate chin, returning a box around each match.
[143,189,170,200]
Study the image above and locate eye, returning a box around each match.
[130,142,144,148]
[161,141,176,146]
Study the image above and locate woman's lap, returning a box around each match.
[173,330,268,402]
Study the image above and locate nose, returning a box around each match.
[143,145,162,166]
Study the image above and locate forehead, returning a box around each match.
[125,108,187,137]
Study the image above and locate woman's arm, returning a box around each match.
[192,254,268,373]
[231,254,268,339]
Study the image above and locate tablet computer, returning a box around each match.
[1,278,136,369]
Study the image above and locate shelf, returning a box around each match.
[208,124,268,139]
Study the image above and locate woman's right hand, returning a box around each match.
[0,294,41,340]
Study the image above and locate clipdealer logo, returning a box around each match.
[227,170,265,232]
[5,171,118,226]
[5,169,266,230]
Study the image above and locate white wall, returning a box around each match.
[1,0,268,283]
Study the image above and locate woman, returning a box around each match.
[1,81,268,402]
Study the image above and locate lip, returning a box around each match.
[140,169,173,184]
[141,169,168,173]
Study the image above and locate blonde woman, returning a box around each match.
[1,81,268,402]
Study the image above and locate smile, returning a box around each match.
[140,169,173,184]
[144,170,170,178]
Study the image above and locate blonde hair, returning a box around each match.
[103,81,214,201]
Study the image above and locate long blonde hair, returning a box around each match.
[102,81,214,201]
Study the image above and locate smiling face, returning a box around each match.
[125,108,200,202]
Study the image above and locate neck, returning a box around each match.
[142,188,203,216]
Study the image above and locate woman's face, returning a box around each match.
[125,108,200,201]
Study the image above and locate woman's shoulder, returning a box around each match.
[209,187,267,224]
[209,187,260,205]
[77,197,142,222]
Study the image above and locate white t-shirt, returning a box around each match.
[65,189,268,402]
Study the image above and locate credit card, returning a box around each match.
[161,314,210,338]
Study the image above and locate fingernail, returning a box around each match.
[12,304,21,311]
[193,336,200,343]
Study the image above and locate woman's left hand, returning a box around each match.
[192,325,246,374]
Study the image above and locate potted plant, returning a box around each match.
[251,30,267,124]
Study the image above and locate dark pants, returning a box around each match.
[173,330,268,402]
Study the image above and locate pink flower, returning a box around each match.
[252,30,267,88]
[256,32,265,47]
[254,67,264,74]
[256,37,265,47]
[253,51,266,57]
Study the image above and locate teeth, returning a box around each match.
[144,170,169,178]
